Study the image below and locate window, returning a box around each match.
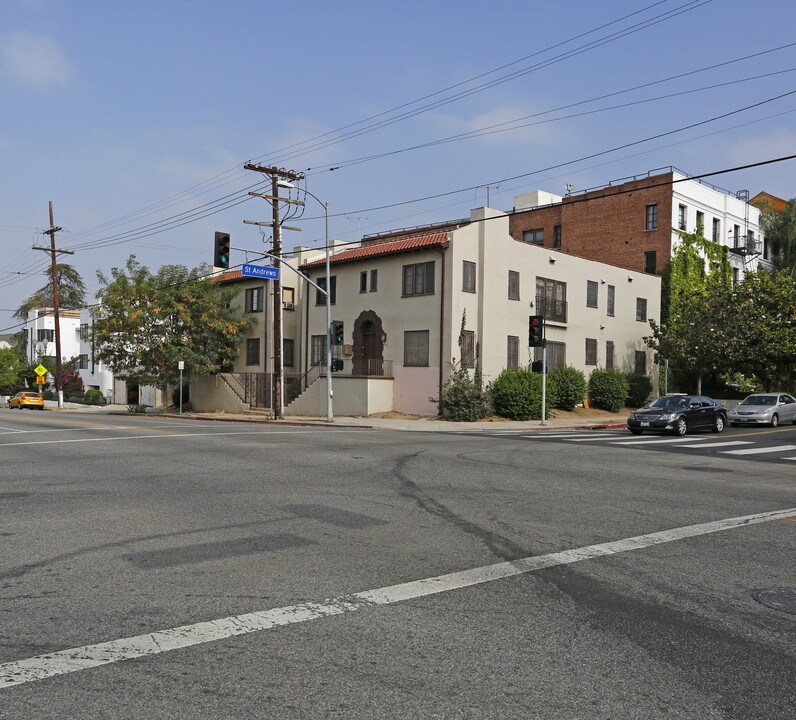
[283,338,294,367]
[634,351,647,375]
[316,276,337,305]
[644,251,657,274]
[763,238,770,261]
[536,277,567,323]
[534,341,566,372]
[245,286,264,313]
[507,336,519,369]
[712,218,721,242]
[746,230,756,252]
[282,286,295,309]
[370,269,378,292]
[37,329,54,342]
[586,280,598,308]
[585,338,598,366]
[645,204,658,230]
[636,297,648,322]
[462,261,476,293]
[245,338,260,366]
[79,354,89,370]
[553,225,562,250]
[733,224,741,247]
[696,211,705,234]
[678,204,687,230]
[311,335,327,365]
[508,270,520,300]
[404,330,429,367]
[523,228,544,245]
[360,271,368,293]
[460,330,475,368]
[732,267,739,288]
[402,262,435,297]
[607,285,615,317]
[605,341,615,370]
[79,323,90,341]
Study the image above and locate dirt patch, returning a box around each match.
[367,411,432,420]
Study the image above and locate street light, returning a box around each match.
[277,181,333,423]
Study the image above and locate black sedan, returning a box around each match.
[627,395,727,436]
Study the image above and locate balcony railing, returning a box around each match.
[535,295,568,323]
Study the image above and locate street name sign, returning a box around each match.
[241,264,280,280]
[34,364,48,377]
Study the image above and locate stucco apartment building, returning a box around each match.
[200,202,660,417]
[508,167,769,285]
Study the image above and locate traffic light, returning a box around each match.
[214,231,230,269]
[331,358,344,372]
[332,321,344,345]
[528,315,545,347]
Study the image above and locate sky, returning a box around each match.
[1,0,795,334]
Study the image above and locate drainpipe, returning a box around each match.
[436,245,447,409]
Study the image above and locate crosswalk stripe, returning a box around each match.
[720,444,796,456]
[610,437,703,445]
[674,440,754,449]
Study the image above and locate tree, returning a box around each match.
[726,269,796,390]
[0,346,33,395]
[759,198,796,279]
[646,274,733,395]
[93,256,251,407]
[14,263,87,320]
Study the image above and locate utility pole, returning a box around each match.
[243,163,304,419]
[33,201,74,409]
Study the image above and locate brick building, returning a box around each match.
[508,168,770,283]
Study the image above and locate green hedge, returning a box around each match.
[489,368,556,421]
[588,369,629,412]
[626,373,653,407]
[550,364,587,411]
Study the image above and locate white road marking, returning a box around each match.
[0,425,24,432]
[720,444,796,456]
[675,441,754,449]
[1,506,793,689]
[0,429,361,448]
[0,426,129,436]
[610,437,703,445]
[563,434,631,442]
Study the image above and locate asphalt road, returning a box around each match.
[0,410,794,719]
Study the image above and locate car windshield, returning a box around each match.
[739,395,776,406]
[649,396,690,408]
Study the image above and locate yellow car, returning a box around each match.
[8,391,45,410]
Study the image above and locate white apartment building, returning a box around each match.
[23,307,81,365]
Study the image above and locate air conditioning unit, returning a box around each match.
[283,301,294,310]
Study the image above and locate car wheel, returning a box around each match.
[629,429,643,435]
[771,413,779,428]
[713,415,725,433]
[674,417,688,436]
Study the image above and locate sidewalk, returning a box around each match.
[47,401,629,432]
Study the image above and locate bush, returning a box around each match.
[626,373,653,407]
[436,362,488,421]
[84,389,105,405]
[127,403,150,413]
[489,368,556,421]
[588,369,629,412]
[550,364,587,411]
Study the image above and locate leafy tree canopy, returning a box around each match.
[93,256,251,390]
[759,198,796,279]
[14,263,87,320]
[0,346,34,395]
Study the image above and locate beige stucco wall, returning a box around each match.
[284,376,394,417]
[191,374,249,413]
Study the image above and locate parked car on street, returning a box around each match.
[627,394,726,436]
[8,391,45,410]
[727,393,796,427]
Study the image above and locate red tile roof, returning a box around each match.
[300,232,449,269]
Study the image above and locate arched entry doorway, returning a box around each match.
[352,311,384,375]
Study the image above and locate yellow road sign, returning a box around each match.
[34,364,48,377]
[36,375,46,384]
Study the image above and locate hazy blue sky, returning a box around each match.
[1,0,794,332]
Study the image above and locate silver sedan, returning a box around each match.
[728,393,796,427]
